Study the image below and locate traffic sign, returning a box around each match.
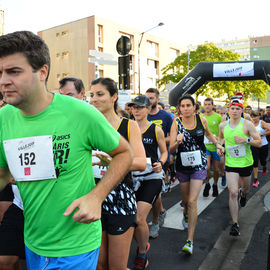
[88,57,118,65]
[89,50,114,59]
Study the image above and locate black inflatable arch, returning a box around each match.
[169,60,270,106]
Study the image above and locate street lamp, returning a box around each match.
[138,22,164,95]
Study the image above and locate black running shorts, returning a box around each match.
[0,184,14,202]
[135,179,162,204]
[0,204,25,258]
[225,165,253,177]
[101,214,137,235]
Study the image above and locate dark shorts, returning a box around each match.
[135,179,162,205]
[0,184,14,202]
[176,169,207,183]
[225,165,253,177]
[101,214,137,235]
[0,204,25,258]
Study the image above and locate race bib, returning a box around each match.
[227,144,246,158]
[4,136,56,181]
[132,157,153,176]
[181,150,202,166]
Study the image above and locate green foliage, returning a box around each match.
[158,43,270,101]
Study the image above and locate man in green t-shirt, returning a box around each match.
[0,31,132,270]
[219,99,261,237]
[202,98,222,197]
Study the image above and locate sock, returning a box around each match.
[137,252,146,259]
[160,210,166,215]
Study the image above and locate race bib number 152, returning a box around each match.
[4,136,56,182]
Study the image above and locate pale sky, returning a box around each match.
[1,0,270,46]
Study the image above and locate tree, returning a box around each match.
[158,43,269,102]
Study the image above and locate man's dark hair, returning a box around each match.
[0,31,50,81]
[59,76,85,94]
[266,105,270,109]
[146,88,160,98]
[204,97,214,105]
[177,95,195,106]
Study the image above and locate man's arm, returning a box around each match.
[64,136,132,223]
[0,167,10,192]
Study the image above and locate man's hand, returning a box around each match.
[63,192,102,224]
[217,144,225,156]
[152,162,162,173]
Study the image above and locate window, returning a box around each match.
[169,48,179,62]
[61,30,69,36]
[98,25,103,43]
[147,41,158,58]
[62,51,70,57]
[56,53,61,57]
[98,47,103,53]
[56,32,60,37]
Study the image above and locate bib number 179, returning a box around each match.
[19,152,36,166]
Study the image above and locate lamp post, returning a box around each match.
[138,22,164,95]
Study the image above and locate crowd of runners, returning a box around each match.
[0,30,269,270]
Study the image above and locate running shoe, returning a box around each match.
[136,242,150,258]
[182,213,188,229]
[239,190,247,207]
[262,169,268,176]
[221,175,226,187]
[230,223,240,236]
[158,209,167,227]
[203,183,211,197]
[135,255,149,270]
[212,184,218,197]
[252,179,259,187]
[182,240,193,255]
[149,222,159,239]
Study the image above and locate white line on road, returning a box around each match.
[163,177,227,230]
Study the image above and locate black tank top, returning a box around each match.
[175,114,207,172]
[117,118,133,187]
[142,123,159,165]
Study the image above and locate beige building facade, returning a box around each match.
[38,16,185,94]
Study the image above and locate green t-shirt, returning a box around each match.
[224,119,253,168]
[202,112,221,151]
[0,94,120,257]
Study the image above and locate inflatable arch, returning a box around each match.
[168,60,270,106]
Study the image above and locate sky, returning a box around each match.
[1,0,270,47]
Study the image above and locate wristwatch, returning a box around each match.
[247,138,251,144]
[159,160,165,167]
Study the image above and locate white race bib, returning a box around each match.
[132,157,153,176]
[227,144,246,158]
[4,136,56,181]
[181,150,202,167]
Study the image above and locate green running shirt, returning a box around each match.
[202,112,221,152]
[224,118,253,168]
[0,94,120,257]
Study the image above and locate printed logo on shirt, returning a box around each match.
[143,138,153,144]
[53,133,71,177]
[24,167,31,176]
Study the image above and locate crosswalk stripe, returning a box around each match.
[163,177,227,230]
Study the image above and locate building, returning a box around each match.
[250,35,270,61]
[38,16,184,94]
[215,37,250,60]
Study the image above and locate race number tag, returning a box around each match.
[3,136,56,181]
[227,144,246,158]
[132,157,153,176]
[181,150,202,167]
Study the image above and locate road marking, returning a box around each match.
[163,177,227,230]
